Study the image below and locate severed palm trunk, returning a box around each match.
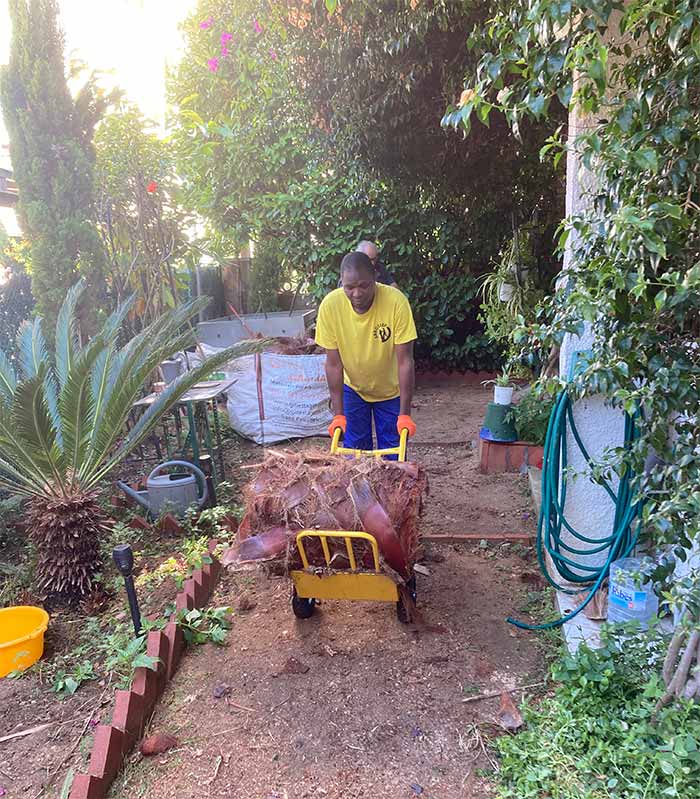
[28,493,106,603]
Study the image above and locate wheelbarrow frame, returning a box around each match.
[289,426,415,620]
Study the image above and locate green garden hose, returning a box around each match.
[508,389,643,630]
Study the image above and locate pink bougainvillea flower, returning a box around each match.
[207,57,219,72]
[253,18,262,34]
[269,48,278,60]
[199,17,214,30]
[221,31,233,45]
[146,180,158,194]
[221,46,230,57]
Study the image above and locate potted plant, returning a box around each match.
[482,370,515,405]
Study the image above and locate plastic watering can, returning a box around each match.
[117,460,208,518]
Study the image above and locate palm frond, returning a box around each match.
[0,347,17,406]
[116,296,207,377]
[59,335,107,476]
[80,328,195,479]
[88,346,123,452]
[0,448,48,498]
[0,406,52,496]
[101,294,135,343]
[85,339,267,488]
[0,457,43,497]
[43,368,64,450]
[18,318,50,381]
[79,297,209,477]
[55,280,86,388]
[10,366,67,494]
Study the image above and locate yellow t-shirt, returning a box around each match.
[315,284,417,402]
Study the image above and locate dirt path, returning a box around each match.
[113,381,544,799]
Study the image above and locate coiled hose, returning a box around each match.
[508,389,643,630]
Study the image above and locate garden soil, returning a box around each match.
[0,380,546,799]
[110,380,546,799]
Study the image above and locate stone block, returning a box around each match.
[163,620,184,681]
[69,774,105,799]
[111,689,146,753]
[146,630,170,695]
[88,725,125,783]
[203,558,221,587]
[175,590,194,613]
[191,567,211,600]
[184,576,206,608]
[132,665,159,717]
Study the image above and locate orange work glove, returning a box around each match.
[397,414,417,437]
[328,414,347,437]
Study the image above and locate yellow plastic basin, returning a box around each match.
[0,606,49,678]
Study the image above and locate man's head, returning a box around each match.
[340,251,376,313]
[356,240,379,265]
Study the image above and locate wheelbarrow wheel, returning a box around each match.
[397,574,417,624]
[292,588,316,619]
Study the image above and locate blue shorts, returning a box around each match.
[343,385,400,459]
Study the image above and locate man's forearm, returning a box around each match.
[398,357,414,416]
[326,361,345,416]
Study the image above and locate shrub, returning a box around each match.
[508,388,555,445]
[497,629,700,799]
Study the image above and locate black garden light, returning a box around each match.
[112,544,142,635]
[199,454,217,508]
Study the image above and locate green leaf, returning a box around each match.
[692,27,700,59]
[633,148,658,173]
[55,280,86,389]
[325,0,338,14]
[132,653,159,671]
[59,768,74,799]
[557,83,573,107]
[526,93,546,117]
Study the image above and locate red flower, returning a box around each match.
[146,180,158,194]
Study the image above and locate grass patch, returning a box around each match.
[495,626,700,799]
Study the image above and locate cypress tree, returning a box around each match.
[0,0,107,332]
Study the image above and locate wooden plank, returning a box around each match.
[422,533,533,543]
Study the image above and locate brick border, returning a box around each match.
[68,540,222,799]
[478,438,544,474]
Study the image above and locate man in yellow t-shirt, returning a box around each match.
[315,251,418,455]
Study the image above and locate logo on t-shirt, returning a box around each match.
[373,322,392,343]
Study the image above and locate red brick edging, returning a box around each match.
[478,438,544,474]
[68,543,222,799]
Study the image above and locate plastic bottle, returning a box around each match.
[607,557,659,627]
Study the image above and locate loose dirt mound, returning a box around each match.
[222,449,427,578]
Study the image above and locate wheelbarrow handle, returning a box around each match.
[330,427,343,454]
[329,427,408,462]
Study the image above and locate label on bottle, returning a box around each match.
[609,582,647,611]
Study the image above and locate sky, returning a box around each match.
[0,0,196,235]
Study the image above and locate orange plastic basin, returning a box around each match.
[0,606,49,678]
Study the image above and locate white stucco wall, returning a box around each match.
[559,331,625,577]
[557,103,627,579]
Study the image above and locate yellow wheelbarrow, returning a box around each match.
[289,427,416,622]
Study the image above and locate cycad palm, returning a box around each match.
[0,281,261,602]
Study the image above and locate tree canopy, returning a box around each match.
[169,0,565,370]
[446,0,700,630]
[0,0,108,333]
